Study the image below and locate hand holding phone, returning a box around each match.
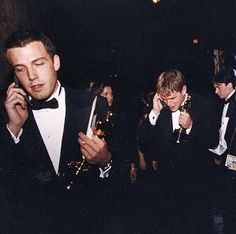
[14,76,32,107]
[152,92,168,114]
[4,78,29,136]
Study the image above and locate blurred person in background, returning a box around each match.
[209,67,236,234]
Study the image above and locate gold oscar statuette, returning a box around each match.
[173,95,192,144]
[64,111,114,190]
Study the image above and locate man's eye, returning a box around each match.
[35,62,44,66]
[15,67,25,73]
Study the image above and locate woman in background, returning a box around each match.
[99,82,138,183]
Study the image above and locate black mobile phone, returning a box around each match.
[14,75,21,88]
[14,76,33,107]
[159,98,169,110]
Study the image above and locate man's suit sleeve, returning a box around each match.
[188,94,219,149]
[0,107,17,158]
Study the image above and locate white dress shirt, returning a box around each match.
[148,94,191,134]
[209,90,235,155]
[8,81,111,177]
[33,82,65,174]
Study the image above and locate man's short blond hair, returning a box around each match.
[156,70,186,96]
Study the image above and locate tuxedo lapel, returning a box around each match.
[226,93,236,118]
[59,88,95,174]
[159,110,173,141]
[225,95,236,145]
[21,110,56,176]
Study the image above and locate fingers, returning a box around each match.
[153,92,162,104]
[5,92,27,109]
[153,92,164,113]
[78,132,107,164]
[179,111,190,122]
[179,112,192,129]
[7,82,27,97]
[5,83,27,109]
[153,92,159,101]
[79,132,104,150]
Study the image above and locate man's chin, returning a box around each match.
[170,107,177,112]
[31,94,49,101]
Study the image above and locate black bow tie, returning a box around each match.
[29,98,59,110]
[224,99,230,105]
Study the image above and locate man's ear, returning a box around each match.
[53,54,60,71]
[227,82,233,90]
[182,85,187,95]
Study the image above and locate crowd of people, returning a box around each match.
[0,29,236,234]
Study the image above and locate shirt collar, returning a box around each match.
[46,81,61,101]
[225,89,235,101]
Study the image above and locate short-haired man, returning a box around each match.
[2,30,113,233]
[209,68,236,234]
[147,69,218,233]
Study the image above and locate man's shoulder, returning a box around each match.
[189,91,215,106]
[64,86,108,110]
[64,87,95,107]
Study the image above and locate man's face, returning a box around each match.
[160,86,187,112]
[6,41,60,100]
[213,82,233,99]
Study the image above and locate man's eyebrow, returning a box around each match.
[162,96,176,100]
[13,57,46,67]
[32,57,47,63]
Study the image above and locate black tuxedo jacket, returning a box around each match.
[148,92,219,176]
[224,92,236,154]
[1,87,109,193]
[151,92,218,234]
[214,92,236,165]
[0,87,116,234]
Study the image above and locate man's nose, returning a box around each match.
[166,100,171,106]
[27,68,38,80]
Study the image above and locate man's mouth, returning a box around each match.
[31,84,44,92]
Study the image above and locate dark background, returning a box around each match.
[0,0,236,115]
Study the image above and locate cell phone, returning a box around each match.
[159,98,169,110]
[14,76,33,107]
[14,75,21,88]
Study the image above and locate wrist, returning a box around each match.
[7,123,22,137]
[100,159,112,171]
[152,108,160,115]
[100,152,112,170]
[100,152,112,166]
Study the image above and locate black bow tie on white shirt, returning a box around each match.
[223,99,229,105]
[29,98,59,110]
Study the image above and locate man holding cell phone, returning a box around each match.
[146,70,219,234]
[2,30,114,233]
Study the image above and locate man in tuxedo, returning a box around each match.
[209,68,236,234]
[2,30,114,233]
[147,70,218,233]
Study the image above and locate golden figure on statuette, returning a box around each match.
[64,110,114,190]
[173,95,192,144]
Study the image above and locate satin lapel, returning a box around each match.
[225,100,236,144]
[59,89,95,174]
[226,94,236,118]
[159,110,173,141]
[22,110,56,174]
